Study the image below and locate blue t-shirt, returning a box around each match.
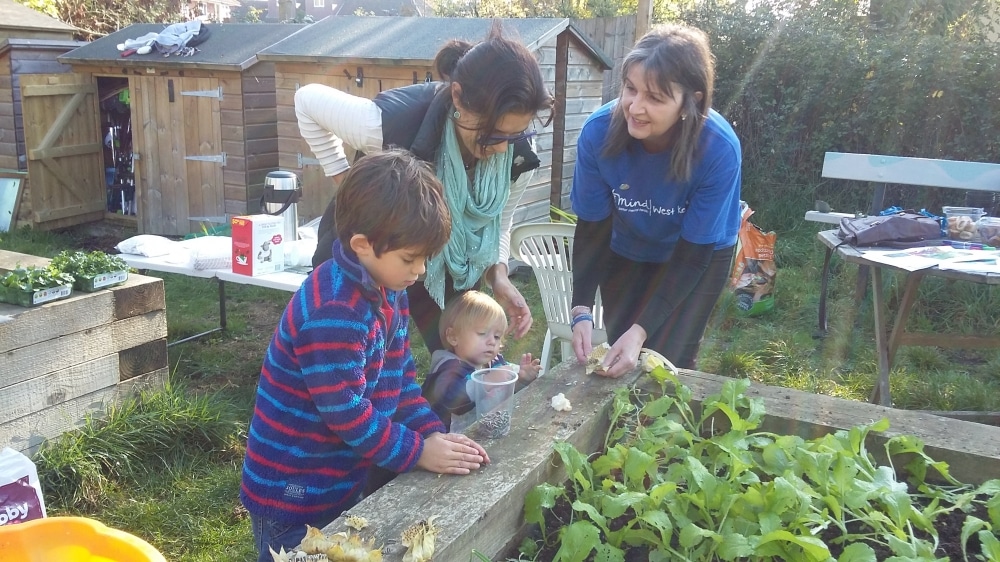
[570,101,742,263]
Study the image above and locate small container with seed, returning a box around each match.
[469,368,517,438]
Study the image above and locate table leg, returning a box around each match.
[869,267,892,406]
[817,247,834,334]
[218,279,227,330]
[855,265,870,309]
[887,272,923,368]
[166,278,227,347]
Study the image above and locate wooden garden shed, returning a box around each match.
[256,16,612,225]
[0,0,82,174]
[43,22,305,235]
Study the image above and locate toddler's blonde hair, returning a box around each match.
[439,291,508,351]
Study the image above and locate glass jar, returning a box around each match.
[942,206,985,241]
[976,216,1000,247]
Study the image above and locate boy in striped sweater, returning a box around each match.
[240,150,490,562]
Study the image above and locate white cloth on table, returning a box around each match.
[117,234,231,270]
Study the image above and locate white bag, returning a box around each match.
[0,447,46,526]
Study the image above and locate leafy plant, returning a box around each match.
[549,205,578,224]
[0,264,74,292]
[51,250,129,278]
[524,371,1000,561]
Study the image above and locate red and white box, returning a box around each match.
[231,215,285,276]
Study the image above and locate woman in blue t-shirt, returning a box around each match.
[569,24,742,377]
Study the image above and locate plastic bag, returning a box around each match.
[730,202,776,316]
[0,448,46,526]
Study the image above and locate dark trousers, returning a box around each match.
[405,271,480,355]
[601,246,735,370]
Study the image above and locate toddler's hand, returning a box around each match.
[518,353,541,383]
[416,432,490,475]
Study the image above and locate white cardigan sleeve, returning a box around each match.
[497,169,535,266]
[294,84,383,177]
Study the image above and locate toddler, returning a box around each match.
[421,290,541,431]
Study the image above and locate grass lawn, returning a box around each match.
[3,221,1000,561]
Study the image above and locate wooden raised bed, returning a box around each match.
[318,359,1000,561]
[0,249,168,454]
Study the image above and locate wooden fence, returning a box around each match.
[572,15,636,103]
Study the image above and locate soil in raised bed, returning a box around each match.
[516,489,992,561]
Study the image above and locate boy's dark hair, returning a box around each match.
[334,149,451,256]
[434,20,555,148]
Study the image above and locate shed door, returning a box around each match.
[19,73,105,230]
[133,76,224,235]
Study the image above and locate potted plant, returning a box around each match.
[50,250,130,292]
[0,265,75,307]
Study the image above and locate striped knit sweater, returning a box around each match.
[240,241,446,524]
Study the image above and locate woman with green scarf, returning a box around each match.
[296,21,554,354]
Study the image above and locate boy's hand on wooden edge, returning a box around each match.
[417,432,490,474]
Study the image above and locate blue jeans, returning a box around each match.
[250,513,331,562]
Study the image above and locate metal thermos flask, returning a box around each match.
[261,170,301,242]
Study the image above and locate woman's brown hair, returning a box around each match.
[434,20,554,147]
[603,24,715,183]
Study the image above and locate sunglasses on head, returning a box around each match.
[480,129,537,146]
[451,115,537,146]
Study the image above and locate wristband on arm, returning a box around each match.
[570,313,594,329]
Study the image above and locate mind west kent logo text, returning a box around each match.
[613,191,686,217]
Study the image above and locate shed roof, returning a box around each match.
[0,37,85,57]
[0,0,76,34]
[258,16,612,70]
[59,22,307,72]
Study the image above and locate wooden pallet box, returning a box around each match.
[0,249,168,454]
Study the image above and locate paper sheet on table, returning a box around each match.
[936,251,1000,273]
[858,246,983,271]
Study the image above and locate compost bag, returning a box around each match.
[0,448,46,526]
[730,202,776,316]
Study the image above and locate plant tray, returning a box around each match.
[75,270,129,293]
[0,284,73,307]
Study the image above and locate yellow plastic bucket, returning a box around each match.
[0,516,165,562]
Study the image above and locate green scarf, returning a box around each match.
[424,119,513,308]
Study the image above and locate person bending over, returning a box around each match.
[240,150,490,562]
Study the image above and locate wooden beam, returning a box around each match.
[0,354,119,425]
[34,199,106,222]
[549,32,569,216]
[635,0,653,41]
[21,83,97,97]
[0,367,168,455]
[28,142,102,160]
[3,310,167,388]
[33,91,87,151]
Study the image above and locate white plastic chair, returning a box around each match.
[511,222,607,374]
